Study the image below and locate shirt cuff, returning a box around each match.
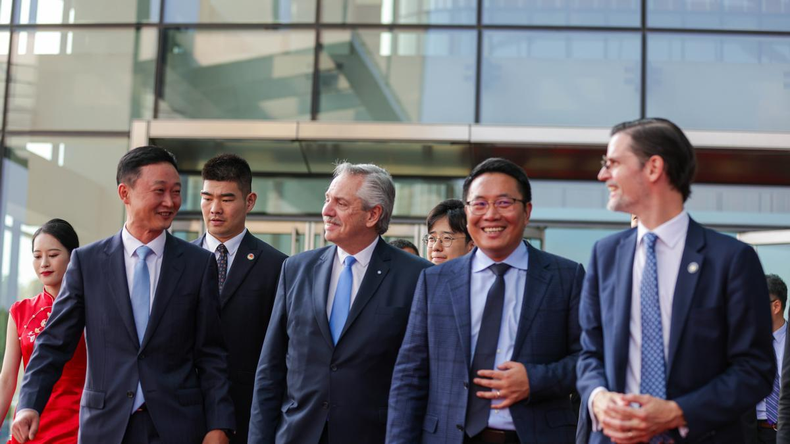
[679,426,689,438]
[588,387,607,432]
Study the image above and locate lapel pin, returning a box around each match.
[247,253,255,260]
[377,270,382,275]
[687,262,699,274]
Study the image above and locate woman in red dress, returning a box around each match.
[0,219,87,443]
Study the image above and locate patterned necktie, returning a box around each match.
[217,243,228,294]
[131,245,152,412]
[766,370,780,425]
[466,263,511,438]
[329,256,356,345]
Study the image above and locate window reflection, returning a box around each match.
[165,0,315,23]
[16,0,159,23]
[648,0,790,32]
[484,0,640,26]
[322,0,475,24]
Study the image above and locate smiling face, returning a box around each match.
[119,162,181,241]
[465,172,531,263]
[201,180,255,243]
[32,233,70,294]
[427,216,473,265]
[598,133,649,215]
[322,173,381,253]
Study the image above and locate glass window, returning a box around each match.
[484,0,639,26]
[0,0,10,24]
[165,0,315,23]
[544,227,621,267]
[159,29,315,121]
[7,28,157,131]
[480,31,641,126]
[15,0,159,23]
[0,32,8,129]
[318,29,477,123]
[322,0,475,24]
[647,33,790,132]
[648,0,790,32]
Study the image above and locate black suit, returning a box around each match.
[776,331,790,441]
[194,231,287,444]
[248,238,432,444]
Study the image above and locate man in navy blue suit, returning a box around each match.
[12,146,234,444]
[387,158,585,444]
[576,118,775,443]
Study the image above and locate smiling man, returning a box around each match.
[195,154,287,444]
[248,162,431,444]
[388,158,584,444]
[12,146,234,444]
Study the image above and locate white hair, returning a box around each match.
[333,162,395,235]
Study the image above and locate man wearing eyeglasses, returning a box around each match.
[423,199,475,265]
[387,158,585,444]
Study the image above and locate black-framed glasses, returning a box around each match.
[465,197,527,215]
[422,234,457,247]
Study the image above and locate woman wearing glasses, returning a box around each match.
[423,199,474,265]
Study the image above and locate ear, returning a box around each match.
[524,201,533,222]
[466,240,475,253]
[365,205,383,229]
[246,192,257,214]
[644,155,665,183]
[118,183,130,205]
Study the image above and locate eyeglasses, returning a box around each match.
[422,234,458,247]
[465,197,526,215]
[600,155,615,171]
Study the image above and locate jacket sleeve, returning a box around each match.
[778,320,790,440]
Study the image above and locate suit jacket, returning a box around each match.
[777,324,790,441]
[18,231,235,444]
[248,238,432,444]
[387,242,585,444]
[576,218,775,443]
[193,231,287,444]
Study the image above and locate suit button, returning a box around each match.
[330,365,338,372]
[463,381,469,389]
[127,391,134,398]
[456,424,464,431]
[322,401,329,409]
[139,354,146,360]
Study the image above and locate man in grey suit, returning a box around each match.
[248,162,432,444]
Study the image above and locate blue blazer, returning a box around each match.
[193,232,287,444]
[18,231,235,444]
[387,242,585,444]
[248,238,432,444]
[576,218,775,443]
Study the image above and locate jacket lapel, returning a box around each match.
[339,238,391,341]
[141,233,185,350]
[219,231,260,307]
[103,231,139,346]
[512,243,552,356]
[613,230,637,392]
[666,218,704,374]
[313,246,336,348]
[449,253,473,368]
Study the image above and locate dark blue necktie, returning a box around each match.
[216,243,228,294]
[329,256,356,344]
[131,245,152,412]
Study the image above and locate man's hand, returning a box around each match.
[601,393,685,444]
[11,409,40,443]
[202,429,230,444]
[592,390,628,427]
[473,361,530,409]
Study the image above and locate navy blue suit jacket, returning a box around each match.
[194,231,287,444]
[249,238,432,444]
[387,242,585,444]
[576,218,775,443]
[18,231,235,444]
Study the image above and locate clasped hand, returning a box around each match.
[592,391,685,444]
[473,361,530,408]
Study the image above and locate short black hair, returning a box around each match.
[389,239,418,255]
[116,145,178,187]
[32,218,79,254]
[202,153,253,196]
[767,274,788,311]
[611,118,696,202]
[426,199,471,243]
[462,158,532,203]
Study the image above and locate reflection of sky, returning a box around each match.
[543,227,622,269]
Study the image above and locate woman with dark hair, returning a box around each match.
[0,218,86,443]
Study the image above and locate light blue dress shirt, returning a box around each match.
[469,241,529,431]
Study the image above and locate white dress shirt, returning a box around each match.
[589,210,690,431]
[326,238,379,317]
[202,229,247,276]
[756,322,786,419]
[469,241,529,431]
[121,227,167,312]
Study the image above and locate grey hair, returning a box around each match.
[333,162,395,235]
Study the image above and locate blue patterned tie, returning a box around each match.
[640,233,667,443]
[766,370,780,425]
[216,243,228,294]
[131,245,152,412]
[329,256,356,345]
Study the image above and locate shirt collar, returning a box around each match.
[204,229,247,256]
[336,237,379,267]
[637,210,689,249]
[122,226,166,259]
[775,322,787,343]
[472,241,529,273]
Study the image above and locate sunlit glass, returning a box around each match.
[422,234,457,247]
[465,197,525,215]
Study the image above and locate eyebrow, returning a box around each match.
[201,191,236,198]
[33,248,63,253]
[153,180,181,186]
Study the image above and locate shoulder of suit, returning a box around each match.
[387,243,433,269]
[532,247,581,270]
[696,223,751,253]
[248,235,288,260]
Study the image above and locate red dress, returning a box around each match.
[8,290,87,444]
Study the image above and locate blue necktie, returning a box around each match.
[640,233,667,443]
[131,245,152,412]
[329,256,356,345]
[766,370,780,425]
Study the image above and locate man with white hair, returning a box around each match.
[248,163,432,444]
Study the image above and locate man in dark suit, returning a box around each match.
[387,158,585,444]
[248,162,432,444]
[194,154,288,444]
[576,118,775,443]
[12,146,235,444]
